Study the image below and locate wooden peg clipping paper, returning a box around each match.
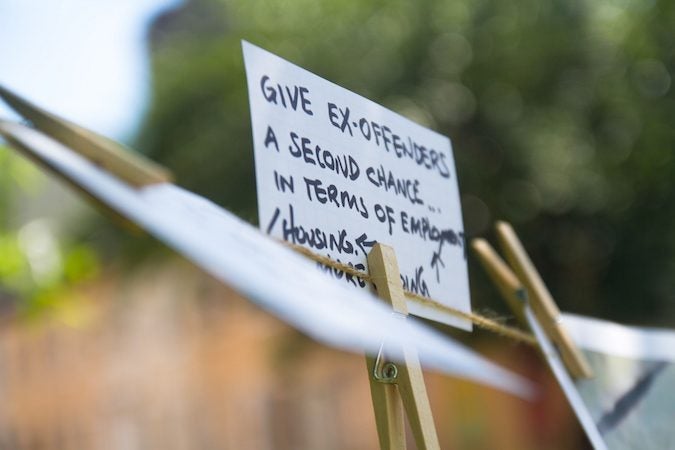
[366,243,441,450]
[0,85,172,187]
[471,238,527,327]
[494,222,593,379]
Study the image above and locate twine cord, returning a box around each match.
[282,241,537,347]
[404,291,537,346]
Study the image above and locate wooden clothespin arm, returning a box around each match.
[366,243,440,450]
[494,221,593,379]
[473,234,609,448]
[471,238,527,326]
[0,84,171,187]
[0,120,145,234]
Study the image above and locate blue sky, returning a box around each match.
[0,0,183,142]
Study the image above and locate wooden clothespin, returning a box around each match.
[472,225,608,449]
[0,120,145,234]
[471,238,527,327]
[494,222,592,379]
[0,84,171,187]
[471,222,592,379]
[365,243,440,450]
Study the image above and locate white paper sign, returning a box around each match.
[243,41,470,329]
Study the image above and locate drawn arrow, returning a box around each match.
[431,244,446,283]
[355,233,376,255]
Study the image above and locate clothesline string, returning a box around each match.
[283,241,537,347]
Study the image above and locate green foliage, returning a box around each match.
[0,146,100,317]
[137,0,675,325]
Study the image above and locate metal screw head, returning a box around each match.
[383,363,398,380]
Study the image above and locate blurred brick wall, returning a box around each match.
[0,258,582,449]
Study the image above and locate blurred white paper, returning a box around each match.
[565,314,675,449]
[563,313,675,363]
[243,41,470,329]
[0,121,532,398]
[526,308,608,450]
[531,310,675,449]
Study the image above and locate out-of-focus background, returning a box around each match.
[0,0,673,448]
